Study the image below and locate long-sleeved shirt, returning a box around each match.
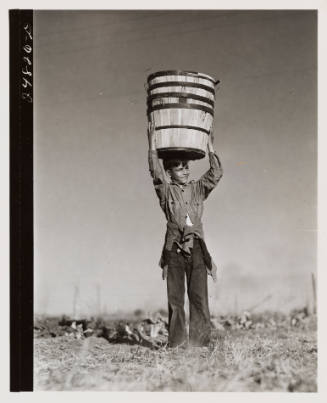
[148,149,223,268]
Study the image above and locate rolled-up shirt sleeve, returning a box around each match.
[197,152,223,200]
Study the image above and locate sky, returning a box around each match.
[34,10,317,316]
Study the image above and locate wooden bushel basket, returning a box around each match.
[146,70,219,160]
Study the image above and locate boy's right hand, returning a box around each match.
[147,121,156,149]
[148,121,155,137]
[162,265,168,280]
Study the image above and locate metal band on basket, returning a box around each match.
[147,92,215,108]
[147,103,214,116]
[147,81,216,95]
[155,125,210,134]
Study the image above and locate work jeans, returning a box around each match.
[166,239,211,347]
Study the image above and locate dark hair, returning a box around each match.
[163,158,189,171]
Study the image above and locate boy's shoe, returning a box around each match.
[167,340,189,350]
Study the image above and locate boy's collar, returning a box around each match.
[171,180,193,187]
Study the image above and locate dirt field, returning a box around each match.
[34,311,317,391]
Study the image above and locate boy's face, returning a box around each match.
[168,161,190,185]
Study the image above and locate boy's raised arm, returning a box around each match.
[197,128,223,200]
[147,122,168,185]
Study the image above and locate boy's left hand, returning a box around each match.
[207,124,215,153]
[209,122,214,142]
[162,265,168,280]
[206,263,218,282]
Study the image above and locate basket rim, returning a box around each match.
[157,147,206,161]
[147,70,218,85]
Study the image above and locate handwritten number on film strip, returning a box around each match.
[22,23,33,103]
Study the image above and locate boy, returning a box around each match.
[147,122,223,348]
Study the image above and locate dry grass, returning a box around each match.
[34,314,317,392]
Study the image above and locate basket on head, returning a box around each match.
[146,70,219,160]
